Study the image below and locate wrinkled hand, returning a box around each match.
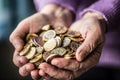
[9,4,73,80]
[38,12,106,80]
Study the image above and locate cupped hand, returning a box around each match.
[9,4,74,79]
[38,12,106,80]
[10,13,51,78]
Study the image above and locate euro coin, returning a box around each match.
[51,47,67,56]
[62,37,71,47]
[54,26,68,34]
[43,38,57,51]
[42,24,51,31]
[25,47,36,59]
[42,30,56,41]
[29,53,42,63]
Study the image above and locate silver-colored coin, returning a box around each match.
[42,30,56,41]
[36,46,44,53]
[55,36,62,47]
[46,54,60,63]
[62,37,71,47]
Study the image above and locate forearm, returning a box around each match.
[77,0,120,31]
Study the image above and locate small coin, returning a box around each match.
[69,37,84,42]
[55,36,62,47]
[54,26,68,34]
[42,30,56,41]
[51,47,67,56]
[43,51,51,61]
[46,54,60,63]
[19,43,32,56]
[39,31,45,37]
[25,47,36,59]
[70,41,80,52]
[62,37,71,47]
[66,30,81,37]
[43,38,57,51]
[64,54,72,59]
[29,53,42,63]
[42,24,51,31]
[32,37,44,46]
[36,46,44,53]
[26,33,38,41]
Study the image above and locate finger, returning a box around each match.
[39,69,46,76]
[76,31,101,61]
[51,58,80,71]
[78,44,103,70]
[31,70,40,80]
[51,44,102,72]
[9,21,29,51]
[39,63,74,80]
[19,63,34,77]
[13,50,28,67]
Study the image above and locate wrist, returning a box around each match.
[39,3,74,27]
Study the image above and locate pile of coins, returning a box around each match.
[19,25,84,67]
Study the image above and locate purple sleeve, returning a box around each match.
[77,0,120,31]
[34,0,78,13]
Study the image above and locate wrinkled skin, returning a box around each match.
[10,4,106,80]
[38,12,106,80]
[9,4,73,80]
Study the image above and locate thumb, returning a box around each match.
[76,33,100,62]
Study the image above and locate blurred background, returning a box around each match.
[0,0,120,80]
[0,0,36,79]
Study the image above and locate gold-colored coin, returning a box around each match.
[54,26,68,34]
[29,53,42,63]
[19,43,32,56]
[26,33,38,41]
[42,24,51,31]
[25,47,36,59]
[64,54,72,59]
[62,37,71,47]
[66,30,81,37]
[42,30,56,41]
[51,47,67,56]
[69,37,84,42]
[43,38,57,51]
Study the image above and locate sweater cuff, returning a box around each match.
[77,9,108,32]
[34,0,77,13]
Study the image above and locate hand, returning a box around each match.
[9,4,74,80]
[38,11,106,80]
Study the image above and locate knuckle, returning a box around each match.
[68,72,74,80]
